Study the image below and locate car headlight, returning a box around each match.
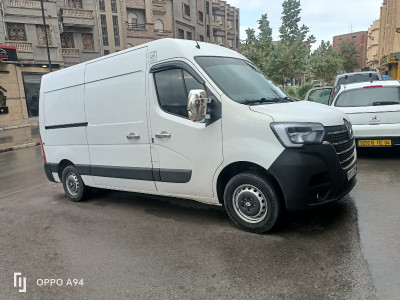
[270,122,325,148]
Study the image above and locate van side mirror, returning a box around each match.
[187,89,211,123]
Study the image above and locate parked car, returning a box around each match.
[330,71,383,102]
[304,86,333,104]
[311,80,323,87]
[39,39,357,233]
[306,81,400,148]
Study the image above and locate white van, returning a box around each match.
[39,39,357,233]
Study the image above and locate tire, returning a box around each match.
[61,165,91,202]
[223,171,281,233]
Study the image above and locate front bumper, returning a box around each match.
[269,143,357,211]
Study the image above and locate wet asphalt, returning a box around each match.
[0,126,39,145]
[0,146,398,299]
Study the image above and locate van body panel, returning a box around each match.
[220,96,282,170]
[84,47,156,191]
[250,101,347,126]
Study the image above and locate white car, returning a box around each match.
[310,81,400,148]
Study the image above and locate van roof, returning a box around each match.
[43,38,245,79]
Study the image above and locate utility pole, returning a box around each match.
[40,0,52,72]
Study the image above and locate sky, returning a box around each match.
[229,0,382,51]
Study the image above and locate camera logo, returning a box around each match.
[14,272,26,293]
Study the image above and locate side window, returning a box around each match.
[154,69,204,119]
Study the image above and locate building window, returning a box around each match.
[82,33,94,51]
[61,32,74,48]
[100,15,109,46]
[67,0,82,9]
[112,16,120,47]
[99,0,105,12]
[111,0,117,13]
[178,29,184,39]
[183,3,190,18]
[186,31,192,40]
[198,11,204,23]
[154,69,204,119]
[6,23,26,41]
[199,35,204,42]
[104,50,110,55]
[23,73,44,118]
[207,25,210,37]
[155,19,164,34]
[36,25,52,46]
[352,36,356,42]
[206,1,209,14]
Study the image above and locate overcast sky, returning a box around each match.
[229,0,382,50]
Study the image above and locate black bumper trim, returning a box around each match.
[269,144,357,211]
[44,163,56,183]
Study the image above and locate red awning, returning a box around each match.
[0,45,18,50]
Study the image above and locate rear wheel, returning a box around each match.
[223,171,281,233]
[62,165,90,202]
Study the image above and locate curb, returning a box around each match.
[0,123,39,131]
[0,139,40,153]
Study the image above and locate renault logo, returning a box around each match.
[371,115,378,121]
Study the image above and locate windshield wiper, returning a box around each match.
[242,97,293,105]
[373,101,400,106]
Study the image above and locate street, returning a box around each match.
[0,146,399,299]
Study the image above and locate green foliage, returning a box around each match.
[297,83,314,99]
[309,40,343,83]
[283,83,313,99]
[339,40,359,72]
[284,86,297,98]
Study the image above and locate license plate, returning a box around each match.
[358,139,392,147]
[347,165,357,181]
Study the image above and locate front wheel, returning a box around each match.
[62,165,91,202]
[223,172,281,233]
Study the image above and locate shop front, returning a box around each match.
[380,52,400,80]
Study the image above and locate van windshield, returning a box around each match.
[195,56,287,104]
[335,87,400,107]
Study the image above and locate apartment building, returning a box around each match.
[333,31,368,70]
[0,0,102,124]
[173,0,240,51]
[378,0,400,79]
[366,20,380,70]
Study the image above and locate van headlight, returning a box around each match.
[270,123,325,148]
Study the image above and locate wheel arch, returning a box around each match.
[58,159,75,180]
[216,161,285,207]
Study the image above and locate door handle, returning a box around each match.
[127,133,140,140]
[155,131,171,138]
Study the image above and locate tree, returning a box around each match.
[309,40,343,84]
[339,40,359,72]
[241,14,274,74]
[270,0,315,86]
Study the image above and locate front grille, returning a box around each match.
[324,126,356,169]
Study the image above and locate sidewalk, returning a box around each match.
[0,124,40,153]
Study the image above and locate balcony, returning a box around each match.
[5,41,32,52]
[62,49,80,57]
[127,23,146,31]
[212,21,222,28]
[152,0,166,14]
[61,8,94,28]
[5,41,33,61]
[8,0,40,8]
